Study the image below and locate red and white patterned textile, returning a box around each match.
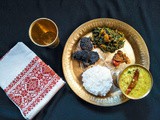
[0,42,65,119]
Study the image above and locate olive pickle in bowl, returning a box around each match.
[118,64,153,100]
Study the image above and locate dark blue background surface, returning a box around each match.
[0,0,160,120]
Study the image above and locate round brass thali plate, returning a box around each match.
[62,18,150,106]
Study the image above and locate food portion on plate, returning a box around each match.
[82,65,113,96]
[80,37,93,51]
[72,50,99,66]
[92,27,125,53]
[112,50,130,67]
[118,65,153,99]
[72,37,99,66]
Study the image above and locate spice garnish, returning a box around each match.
[125,69,139,95]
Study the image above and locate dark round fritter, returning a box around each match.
[80,50,90,63]
[72,50,99,65]
[80,37,93,51]
[72,51,82,60]
[88,51,99,64]
[72,50,89,63]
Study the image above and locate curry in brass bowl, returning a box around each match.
[118,64,153,99]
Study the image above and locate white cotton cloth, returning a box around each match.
[0,42,65,120]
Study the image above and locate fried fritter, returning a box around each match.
[80,37,93,51]
[72,50,99,65]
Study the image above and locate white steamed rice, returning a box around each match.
[82,65,113,96]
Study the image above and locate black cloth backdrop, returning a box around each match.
[0,0,160,120]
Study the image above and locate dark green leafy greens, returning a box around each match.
[92,27,125,53]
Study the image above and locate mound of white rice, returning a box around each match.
[82,65,113,96]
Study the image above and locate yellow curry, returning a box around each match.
[119,65,152,99]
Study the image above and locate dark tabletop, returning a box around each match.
[0,0,160,120]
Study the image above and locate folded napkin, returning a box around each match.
[0,42,65,120]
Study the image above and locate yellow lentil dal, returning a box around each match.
[119,65,152,99]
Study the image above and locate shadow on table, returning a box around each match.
[76,95,151,120]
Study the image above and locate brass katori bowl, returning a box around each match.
[118,64,153,100]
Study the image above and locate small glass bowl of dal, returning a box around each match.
[118,64,153,99]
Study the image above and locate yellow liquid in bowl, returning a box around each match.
[119,65,152,99]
